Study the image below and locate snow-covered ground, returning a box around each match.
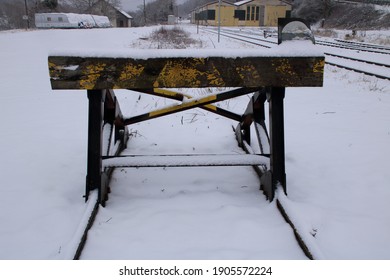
[0,24,389,260]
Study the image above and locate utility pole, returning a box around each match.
[24,0,30,29]
[197,7,199,34]
[143,0,147,26]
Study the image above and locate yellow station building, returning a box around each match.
[191,0,292,27]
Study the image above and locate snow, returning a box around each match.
[0,24,389,262]
[325,55,389,77]
[50,41,323,59]
[35,13,111,29]
[117,10,133,19]
[234,0,254,6]
[275,187,326,260]
[65,13,111,27]
[102,154,269,168]
[60,190,98,260]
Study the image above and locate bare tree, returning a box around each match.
[130,0,178,26]
[0,0,27,30]
[0,0,92,29]
[42,0,58,10]
[178,0,234,17]
[66,0,120,12]
[292,0,335,24]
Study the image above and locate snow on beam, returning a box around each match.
[48,54,324,90]
[102,154,270,169]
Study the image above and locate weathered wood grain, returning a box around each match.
[48,55,325,89]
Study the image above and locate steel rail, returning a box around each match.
[203,27,389,80]
[326,60,390,80]
[316,40,390,55]
[334,38,390,52]
[202,28,273,49]
[324,52,390,68]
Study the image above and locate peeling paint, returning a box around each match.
[49,55,325,89]
[118,63,145,84]
[236,64,260,82]
[313,59,325,73]
[79,63,106,89]
[275,59,295,76]
[273,58,298,85]
[160,59,204,87]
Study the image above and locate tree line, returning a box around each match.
[130,0,178,27]
[1,0,383,30]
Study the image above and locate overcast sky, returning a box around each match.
[120,0,186,12]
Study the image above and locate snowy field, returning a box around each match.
[0,24,389,261]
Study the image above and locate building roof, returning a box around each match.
[196,0,235,10]
[117,9,132,19]
[193,0,292,12]
[235,0,292,6]
[234,0,254,6]
[89,0,133,19]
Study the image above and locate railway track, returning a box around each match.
[203,28,274,48]
[316,39,390,55]
[66,84,324,261]
[65,26,386,260]
[70,150,322,260]
[203,27,390,80]
[324,54,390,80]
[224,27,390,54]
[334,38,390,52]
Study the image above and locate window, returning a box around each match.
[234,10,246,21]
[58,17,63,22]
[197,10,215,21]
[47,17,51,22]
[207,10,216,20]
[246,6,260,21]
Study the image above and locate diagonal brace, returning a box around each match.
[124,87,259,126]
[131,88,242,122]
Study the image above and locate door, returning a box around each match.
[259,5,265,26]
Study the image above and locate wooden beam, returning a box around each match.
[48,55,324,89]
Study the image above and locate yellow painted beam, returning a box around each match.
[49,55,324,89]
[134,88,242,122]
[123,87,257,125]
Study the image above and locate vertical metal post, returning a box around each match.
[253,90,267,125]
[86,90,105,202]
[253,90,269,155]
[268,87,287,195]
[218,0,221,42]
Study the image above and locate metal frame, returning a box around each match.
[48,19,323,206]
[84,85,288,204]
[85,89,128,206]
[235,87,286,201]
